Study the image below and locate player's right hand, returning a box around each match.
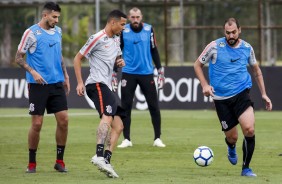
[157,67,165,89]
[76,83,85,96]
[31,70,47,85]
[202,85,215,97]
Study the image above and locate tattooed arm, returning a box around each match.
[61,56,70,95]
[15,51,47,84]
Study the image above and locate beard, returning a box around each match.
[226,38,239,46]
[49,23,55,28]
[46,20,55,29]
[133,22,139,27]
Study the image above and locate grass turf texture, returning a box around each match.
[0,108,281,184]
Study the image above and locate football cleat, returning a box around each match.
[227,147,238,165]
[153,138,166,147]
[117,139,133,148]
[91,155,119,178]
[54,160,68,172]
[26,162,36,173]
[241,168,257,177]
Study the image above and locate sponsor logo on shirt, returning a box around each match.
[144,25,151,31]
[124,28,130,33]
[35,30,42,35]
[219,42,225,47]
[49,42,57,47]
[133,40,141,44]
[244,42,250,47]
[230,58,240,62]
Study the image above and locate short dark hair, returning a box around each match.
[43,2,61,12]
[107,10,127,22]
[224,17,240,29]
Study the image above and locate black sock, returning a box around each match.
[57,145,65,160]
[29,149,37,163]
[96,144,104,157]
[151,110,161,140]
[242,135,255,169]
[104,150,112,164]
[225,138,236,149]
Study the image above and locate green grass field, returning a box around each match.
[0,108,281,184]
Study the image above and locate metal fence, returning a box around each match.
[1,0,282,66]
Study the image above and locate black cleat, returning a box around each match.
[54,160,68,172]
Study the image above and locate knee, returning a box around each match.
[226,134,238,144]
[116,122,124,134]
[31,121,43,132]
[244,127,255,137]
[57,116,68,130]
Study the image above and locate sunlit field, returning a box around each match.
[0,108,281,184]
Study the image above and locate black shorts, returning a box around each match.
[28,83,68,115]
[86,83,126,118]
[214,89,254,132]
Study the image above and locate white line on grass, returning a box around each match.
[0,111,146,118]
[0,112,97,118]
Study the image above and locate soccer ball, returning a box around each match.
[193,146,214,167]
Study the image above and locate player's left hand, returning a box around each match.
[157,67,165,89]
[262,95,272,111]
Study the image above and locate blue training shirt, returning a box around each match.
[208,38,253,97]
[26,24,64,84]
[122,23,154,75]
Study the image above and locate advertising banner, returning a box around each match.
[0,67,281,110]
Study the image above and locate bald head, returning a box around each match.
[224,17,240,29]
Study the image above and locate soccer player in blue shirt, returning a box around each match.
[194,18,272,177]
[116,7,166,148]
[16,2,69,173]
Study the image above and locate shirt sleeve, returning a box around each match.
[17,29,36,54]
[79,33,102,59]
[248,46,257,66]
[198,41,217,65]
[150,27,162,69]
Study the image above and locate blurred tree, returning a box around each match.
[1,1,282,67]
[0,7,36,67]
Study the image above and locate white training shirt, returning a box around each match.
[80,29,122,90]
